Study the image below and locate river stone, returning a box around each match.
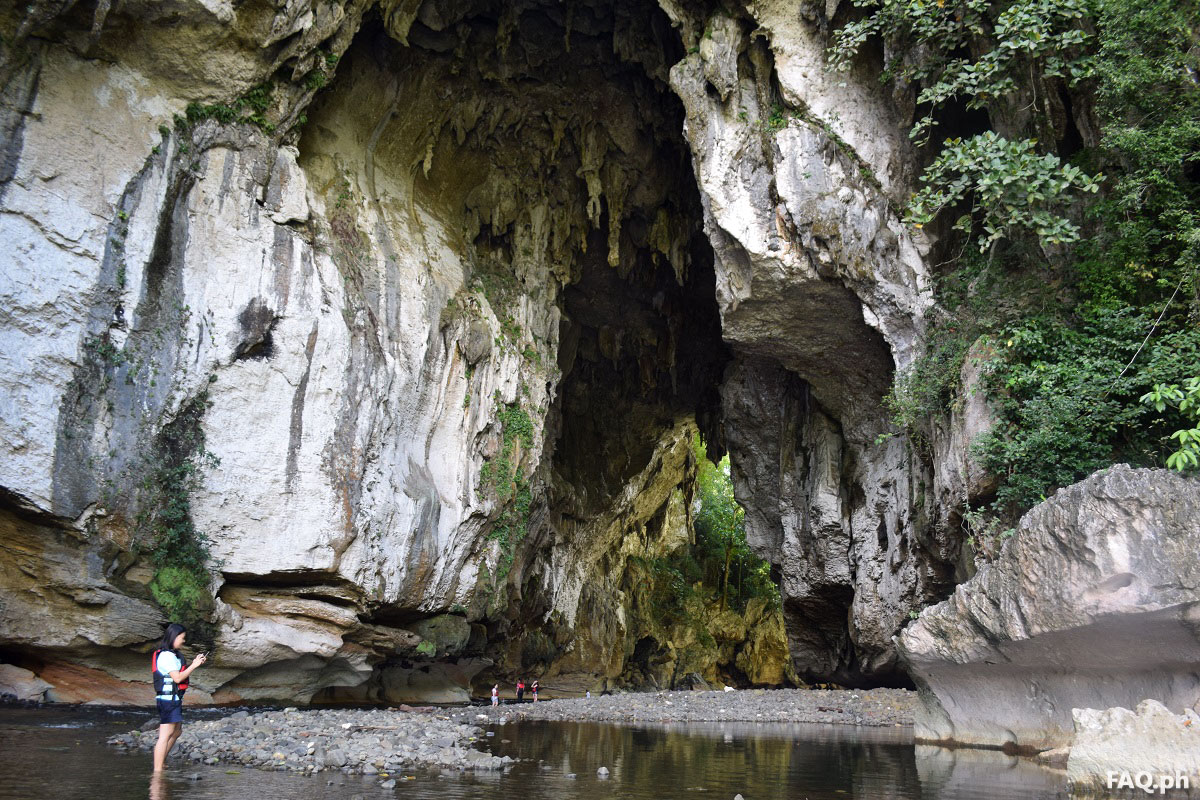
[1067,700,1200,791]
[898,466,1200,750]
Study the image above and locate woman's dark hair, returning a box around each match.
[159,623,187,653]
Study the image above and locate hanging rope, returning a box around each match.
[1100,275,1187,399]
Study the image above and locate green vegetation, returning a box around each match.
[472,261,521,315]
[150,567,210,629]
[881,321,976,451]
[415,640,437,656]
[184,82,276,133]
[302,52,341,91]
[692,437,778,612]
[908,133,1100,250]
[637,437,779,623]
[480,399,535,581]
[835,0,1200,520]
[831,0,1101,248]
[83,333,127,369]
[765,104,790,132]
[327,177,372,279]
[136,387,220,632]
[1142,378,1200,471]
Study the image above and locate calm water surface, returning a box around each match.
[0,706,1072,799]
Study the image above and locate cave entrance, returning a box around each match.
[298,0,762,687]
[298,0,817,694]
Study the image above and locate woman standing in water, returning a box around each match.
[152,623,207,772]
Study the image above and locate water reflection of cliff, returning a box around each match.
[0,706,1069,800]
[485,721,1068,800]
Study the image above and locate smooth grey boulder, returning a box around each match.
[898,465,1200,750]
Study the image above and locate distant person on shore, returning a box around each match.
[152,623,207,772]
[491,684,499,706]
[516,679,525,702]
[532,680,539,702]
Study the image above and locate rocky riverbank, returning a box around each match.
[108,706,512,783]
[106,688,914,781]
[492,687,915,726]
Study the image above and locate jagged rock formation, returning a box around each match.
[0,0,981,702]
[899,466,1200,750]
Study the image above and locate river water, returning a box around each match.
[0,706,1072,799]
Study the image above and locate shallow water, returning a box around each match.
[0,706,1071,799]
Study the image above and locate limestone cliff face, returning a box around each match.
[0,0,977,701]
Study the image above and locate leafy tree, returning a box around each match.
[692,437,778,613]
[1142,378,1200,471]
[830,0,1101,250]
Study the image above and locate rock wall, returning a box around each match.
[899,466,1200,750]
[0,0,977,701]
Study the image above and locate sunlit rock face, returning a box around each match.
[0,0,975,701]
[899,466,1200,750]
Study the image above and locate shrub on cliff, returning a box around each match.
[836,0,1200,519]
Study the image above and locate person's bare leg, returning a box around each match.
[152,722,179,771]
[165,722,183,761]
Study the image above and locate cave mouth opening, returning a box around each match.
[310,0,733,460]
[299,0,734,491]
[331,9,730,514]
[299,0,805,692]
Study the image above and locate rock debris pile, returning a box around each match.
[108,707,512,776]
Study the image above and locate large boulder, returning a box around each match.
[898,465,1200,750]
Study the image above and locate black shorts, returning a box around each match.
[156,698,183,724]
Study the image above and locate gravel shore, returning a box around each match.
[109,706,512,784]
[495,687,916,727]
[108,688,914,782]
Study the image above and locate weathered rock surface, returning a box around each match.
[1,0,970,701]
[1067,700,1200,792]
[898,466,1200,750]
